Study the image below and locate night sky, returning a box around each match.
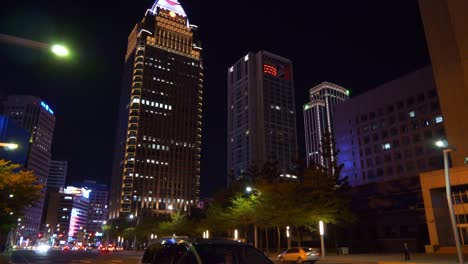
[0,0,430,198]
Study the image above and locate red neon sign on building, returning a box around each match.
[263,64,277,77]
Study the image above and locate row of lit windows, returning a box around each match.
[145,62,171,72]
[140,99,172,110]
[152,77,175,85]
[143,136,196,148]
[138,143,170,151]
[139,159,169,166]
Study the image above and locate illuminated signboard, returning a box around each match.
[263,64,277,77]
[68,208,78,238]
[263,63,292,80]
[40,101,54,115]
[64,186,91,199]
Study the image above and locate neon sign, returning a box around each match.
[40,101,54,115]
[263,64,277,77]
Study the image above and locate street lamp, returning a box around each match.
[435,140,464,264]
[50,44,69,57]
[0,142,18,150]
[245,186,253,193]
[319,221,325,260]
[128,214,140,251]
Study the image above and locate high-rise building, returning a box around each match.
[110,0,203,219]
[227,51,298,182]
[333,67,445,252]
[44,186,90,242]
[0,115,30,165]
[47,160,68,189]
[418,0,468,166]
[417,0,468,252]
[303,82,349,168]
[82,180,109,235]
[3,95,55,238]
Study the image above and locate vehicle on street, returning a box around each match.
[141,237,273,264]
[277,247,319,263]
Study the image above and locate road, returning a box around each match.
[8,250,142,264]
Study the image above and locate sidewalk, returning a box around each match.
[314,253,466,264]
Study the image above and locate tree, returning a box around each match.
[0,160,42,251]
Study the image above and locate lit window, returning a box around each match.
[435,115,443,123]
[229,67,234,73]
[382,143,391,150]
[409,111,415,118]
[244,55,249,61]
[276,106,281,110]
[132,98,140,104]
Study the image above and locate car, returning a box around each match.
[141,237,274,264]
[99,245,110,253]
[277,247,319,263]
[62,245,70,251]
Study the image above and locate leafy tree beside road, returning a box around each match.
[0,160,42,251]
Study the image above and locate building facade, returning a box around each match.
[82,180,109,234]
[47,160,68,189]
[334,67,445,252]
[303,82,349,168]
[227,51,298,182]
[44,186,90,243]
[110,0,203,219]
[3,95,55,238]
[419,0,468,167]
[418,0,468,252]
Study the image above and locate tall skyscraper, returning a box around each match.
[3,95,55,238]
[47,160,68,189]
[303,82,349,168]
[227,51,298,182]
[110,0,203,219]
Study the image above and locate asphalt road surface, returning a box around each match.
[9,249,142,264]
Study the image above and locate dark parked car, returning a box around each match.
[141,237,273,264]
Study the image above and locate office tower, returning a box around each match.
[303,82,349,168]
[45,186,90,242]
[3,95,55,238]
[417,0,468,252]
[0,115,30,165]
[419,0,468,166]
[47,160,68,189]
[82,180,109,235]
[227,51,298,182]
[334,67,445,251]
[110,0,203,219]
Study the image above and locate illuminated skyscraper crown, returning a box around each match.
[150,0,187,17]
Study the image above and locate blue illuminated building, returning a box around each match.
[3,95,56,239]
[0,115,30,165]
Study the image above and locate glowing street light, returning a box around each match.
[319,221,325,260]
[50,44,69,57]
[0,142,18,150]
[245,186,253,193]
[234,229,238,240]
[129,214,135,219]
